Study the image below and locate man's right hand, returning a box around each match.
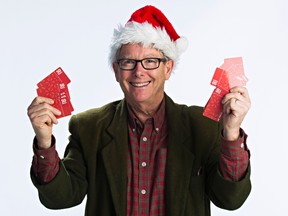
[27,97,62,149]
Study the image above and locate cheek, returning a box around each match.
[116,73,130,90]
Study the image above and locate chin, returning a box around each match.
[130,94,151,103]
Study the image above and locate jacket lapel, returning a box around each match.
[165,95,195,216]
[101,100,128,216]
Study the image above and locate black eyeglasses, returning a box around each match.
[117,58,168,70]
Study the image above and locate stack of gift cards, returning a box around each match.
[203,57,248,121]
[36,67,74,119]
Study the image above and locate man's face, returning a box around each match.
[113,44,174,107]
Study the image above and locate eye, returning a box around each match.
[121,59,135,65]
[143,58,157,64]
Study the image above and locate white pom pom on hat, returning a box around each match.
[109,5,188,66]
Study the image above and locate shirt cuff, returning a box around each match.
[32,135,60,184]
[221,128,250,158]
[33,136,57,160]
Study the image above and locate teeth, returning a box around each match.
[131,82,149,87]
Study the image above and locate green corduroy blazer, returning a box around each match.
[31,94,251,216]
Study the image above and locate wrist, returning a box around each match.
[222,128,240,141]
[35,136,53,149]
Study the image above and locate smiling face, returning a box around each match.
[113,43,174,109]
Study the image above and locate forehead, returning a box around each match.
[118,43,162,57]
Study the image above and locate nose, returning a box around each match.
[133,61,145,76]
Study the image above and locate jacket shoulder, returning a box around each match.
[184,105,221,128]
[67,100,124,135]
[165,94,222,131]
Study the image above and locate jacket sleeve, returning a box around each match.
[30,114,88,209]
[205,121,251,210]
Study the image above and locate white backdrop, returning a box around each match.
[1,0,287,215]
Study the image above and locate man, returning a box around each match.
[27,5,251,216]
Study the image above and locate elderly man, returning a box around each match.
[28,5,251,216]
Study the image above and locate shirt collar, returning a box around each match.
[126,98,166,132]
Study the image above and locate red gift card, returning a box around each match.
[37,67,70,88]
[203,87,228,121]
[37,86,73,118]
[54,67,71,85]
[210,67,230,91]
[37,72,62,92]
[219,57,248,90]
[36,67,74,119]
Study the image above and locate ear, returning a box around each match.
[164,59,174,80]
[113,62,120,82]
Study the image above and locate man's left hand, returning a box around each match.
[221,86,251,141]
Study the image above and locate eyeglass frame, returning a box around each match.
[116,57,168,70]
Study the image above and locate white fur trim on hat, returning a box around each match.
[109,21,188,67]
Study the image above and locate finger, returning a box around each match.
[28,97,54,115]
[30,108,59,127]
[234,98,243,107]
[234,97,250,109]
[28,96,54,108]
[28,98,61,117]
[229,86,247,93]
[223,96,250,119]
[33,113,54,128]
[223,98,237,115]
[230,86,250,100]
[222,92,243,105]
[232,87,251,110]
[222,87,251,105]
[28,101,61,127]
[30,104,61,117]
[233,99,247,114]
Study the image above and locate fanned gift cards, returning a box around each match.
[203,57,248,121]
[36,67,74,119]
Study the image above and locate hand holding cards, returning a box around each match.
[36,67,74,119]
[203,57,248,121]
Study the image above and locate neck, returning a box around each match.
[128,100,162,124]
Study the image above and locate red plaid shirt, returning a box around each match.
[126,100,168,216]
[32,100,249,215]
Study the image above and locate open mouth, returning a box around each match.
[130,81,151,87]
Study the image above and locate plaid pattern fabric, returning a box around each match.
[126,100,168,216]
[32,136,60,184]
[219,129,250,181]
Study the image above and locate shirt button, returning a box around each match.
[141,189,146,195]
[142,137,147,142]
[39,155,45,159]
[240,143,244,149]
[132,128,135,132]
[155,128,159,132]
[141,162,147,167]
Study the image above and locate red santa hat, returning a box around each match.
[109,5,188,66]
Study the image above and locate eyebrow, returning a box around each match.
[119,53,164,59]
[117,45,165,59]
